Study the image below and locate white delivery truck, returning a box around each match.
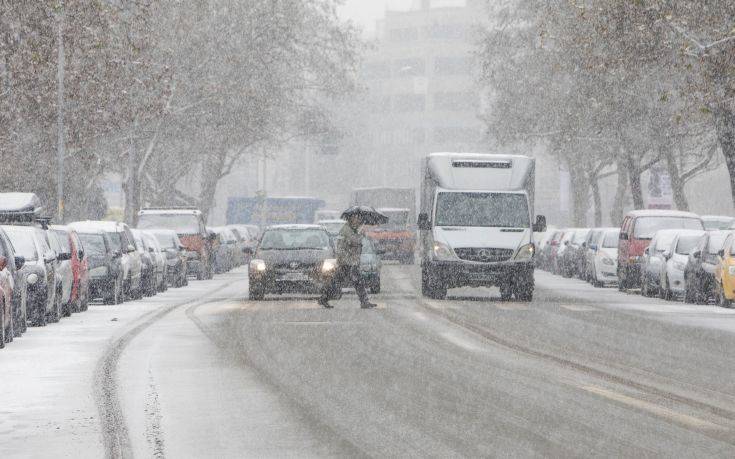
[417,153,546,300]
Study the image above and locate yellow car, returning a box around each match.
[715,233,735,307]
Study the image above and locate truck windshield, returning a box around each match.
[138,214,200,234]
[435,192,529,228]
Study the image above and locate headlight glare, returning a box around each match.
[433,241,455,260]
[514,243,535,260]
[250,259,267,272]
[26,273,39,285]
[322,259,337,273]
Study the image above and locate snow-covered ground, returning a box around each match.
[535,270,735,334]
[0,276,233,458]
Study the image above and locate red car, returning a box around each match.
[0,254,14,348]
[51,225,90,312]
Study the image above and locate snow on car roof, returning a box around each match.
[0,192,42,213]
[701,215,734,221]
[139,208,201,215]
[626,209,701,219]
[68,220,127,232]
[317,219,344,224]
[266,224,325,230]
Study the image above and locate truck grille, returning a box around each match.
[454,248,514,263]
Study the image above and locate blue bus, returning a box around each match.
[226,196,326,227]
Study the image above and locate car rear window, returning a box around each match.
[707,233,730,254]
[3,227,38,260]
[675,236,700,255]
[602,230,619,248]
[78,233,107,256]
[633,217,703,239]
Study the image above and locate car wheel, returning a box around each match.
[249,286,265,301]
[421,265,446,300]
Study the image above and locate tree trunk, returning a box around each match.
[625,152,645,209]
[713,104,735,208]
[569,166,589,226]
[663,145,689,211]
[591,175,602,226]
[123,135,140,226]
[610,158,628,225]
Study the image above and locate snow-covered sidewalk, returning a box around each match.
[0,275,234,458]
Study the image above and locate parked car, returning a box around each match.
[659,230,705,300]
[540,229,563,271]
[141,231,168,293]
[149,230,188,288]
[359,236,382,294]
[49,226,89,314]
[137,208,214,280]
[0,245,16,347]
[641,229,682,297]
[715,233,735,307]
[586,228,619,287]
[0,228,27,338]
[70,225,124,304]
[73,221,142,300]
[2,225,61,325]
[684,230,732,304]
[702,215,735,231]
[248,225,338,300]
[558,229,589,277]
[226,226,249,267]
[211,226,238,273]
[131,229,157,297]
[618,210,704,290]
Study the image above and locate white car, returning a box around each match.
[48,226,75,316]
[702,215,735,231]
[588,228,619,287]
[660,229,706,300]
[641,229,681,297]
[141,231,168,293]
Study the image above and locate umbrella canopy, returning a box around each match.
[341,206,389,226]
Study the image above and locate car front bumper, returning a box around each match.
[427,260,533,288]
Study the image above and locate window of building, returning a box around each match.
[433,91,477,111]
[434,56,472,76]
[393,58,425,76]
[393,94,426,112]
[426,23,469,40]
[363,61,391,79]
[387,27,418,42]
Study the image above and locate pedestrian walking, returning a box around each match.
[318,210,383,309]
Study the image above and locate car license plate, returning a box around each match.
[281,272,309,282]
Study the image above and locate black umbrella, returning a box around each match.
[341,206,389,226]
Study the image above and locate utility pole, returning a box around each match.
[56,0,65,222]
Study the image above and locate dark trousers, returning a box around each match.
[320,264,369,304]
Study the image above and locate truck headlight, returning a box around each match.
[433,241,456,260]
[602,257,615,266]
[26,273,39,285]
[250,259,267,273]
[322,259,337,273]
[514,243,535,261]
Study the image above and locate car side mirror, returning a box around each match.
[532,215,547,233]
[78,249,84,260]
[0,256,7,271]
[692,250,701,259]
[589,244,598,251]
[718,249,725,258]
[57,252,71,261]
[619,233,629,241]
[14,255,25,270]
[243,247,253,255]
[417,213,431,231]
[126,244,136,253]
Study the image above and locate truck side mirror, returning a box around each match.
[532,215,547,233]
[417,213,431,231]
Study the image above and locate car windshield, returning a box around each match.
[435,192,529,228]
[675,236,700,255]
[703,219,733,231]
[259,229,331,250]
[154,233,177,249]
[138,214,200,234]
[51,230,72,254]
[707,233,730,254]
[654,233,677,253]
[3,228,37,260]
[78,233,107,256]
[633,217,703,239]
[602,231,619,248]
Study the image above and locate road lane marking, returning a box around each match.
[581,385,722,430]
[495,303,529,311]
[561,304,599,312]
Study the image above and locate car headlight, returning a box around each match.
[321,259,337,273]
[602,257,615,266]
[433,241,456,260]
[514,243,535,261]
[26,273,39,285]
[629,256,641,263]
[728,265,735,276]
[674,261,687,271]
[250,259,267,273]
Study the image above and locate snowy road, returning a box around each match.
[3,265,735,457]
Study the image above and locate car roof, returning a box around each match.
[626,209,701,219]
[139,208,201,215]
[653,228,689,238]
[701,215,734,221]
[69,220,127,232]
[266,224,325,230]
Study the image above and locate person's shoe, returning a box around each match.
[360,302,377,309]
[318,298,333,309]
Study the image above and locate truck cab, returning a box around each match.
[418,153,545,301]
